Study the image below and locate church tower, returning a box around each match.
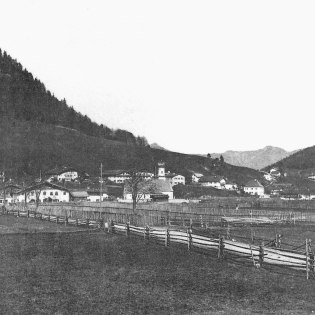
[157,162,166,180]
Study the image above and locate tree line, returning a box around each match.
[0,49,148,146]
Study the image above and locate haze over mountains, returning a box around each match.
[211,146,298,170]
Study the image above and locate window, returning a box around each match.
[43,191,46,196]
[63,192,66,195]
[50,192,53,196]
[55,192,58,195]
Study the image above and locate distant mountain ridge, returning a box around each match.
[211,146,298,170]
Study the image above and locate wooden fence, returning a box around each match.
[5,201,315,227]
[2,206,315,281]
[111,222,315,280]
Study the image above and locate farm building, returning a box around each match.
[16,182,71,203]
[244,179,265,196]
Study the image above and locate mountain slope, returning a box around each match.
[263,145,315,192]
[211,146,296,170]
[0,49,264,186]
[0,49,146,146]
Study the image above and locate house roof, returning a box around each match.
[70,191,89,198]
[102,170,128,177]
[124,178,173,195]
[244,179,264,188]
[18,182,70,194]
[192,173,204,177]
[199,175,225,183]
[46,166,79,176]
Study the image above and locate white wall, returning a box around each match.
[57,171,78,182]
[17,189,70,203]
[244,187,265,196]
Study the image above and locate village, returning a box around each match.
[1,161,314,206]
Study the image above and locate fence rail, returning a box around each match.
[111,222,314,279]
[2,206,315,280]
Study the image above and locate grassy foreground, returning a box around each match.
[0,217,314,314]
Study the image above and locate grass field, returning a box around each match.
[0,215,83,234]
[0,216,314,314]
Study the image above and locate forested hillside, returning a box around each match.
[0,49,264,185]
[264,146,315,191]
[0,49,146,145]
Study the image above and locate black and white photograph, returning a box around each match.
[0,1,315,314]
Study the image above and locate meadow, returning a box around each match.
[0,215,314,314]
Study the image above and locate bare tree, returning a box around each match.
[125,169,156,212]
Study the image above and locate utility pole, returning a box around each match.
[100,163,103,205]
[1,171,5,206]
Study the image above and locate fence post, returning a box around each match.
[144,225,150,243]
[86,218,90,229]
[165,227,170,247]
[200,215,204,228]
[56,216,59,224]
[309,242,314,276]
[306,239,310,280]
[218,236,225,259]
[187,228,192,251]
[259,242,264,267]
[226,225,231,240]
[251,228,255,244]
[276,234,282,248]
[126,222,130,237]
[111,220,115,234]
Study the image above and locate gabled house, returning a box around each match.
[191,173,204,183]
[244,179,264,196]
[46,166,80,182]
[16,182,71,203]
[102,170,130,184]
[224,180,238,191]
[269,168,281,178]
[199,175,226,189]
[70,191,89,202]
[0,182,22,204]
[165,172,185,186]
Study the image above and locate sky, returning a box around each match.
[0,1,314,154]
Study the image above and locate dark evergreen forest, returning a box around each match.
[0,49,147,146]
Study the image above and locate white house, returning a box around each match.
[199,176,226,189]
[224,180,238,191]
[269,168,281,178]
[191,173,204,183]
[170,174,185,186]
[46,167,79,182]
[165,172,185,186]
[103,170,130,184]
[17,182,70,203]
[244,179,265,196]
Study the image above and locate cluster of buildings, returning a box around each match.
[0,162,186,205]
[5,161,313,204]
